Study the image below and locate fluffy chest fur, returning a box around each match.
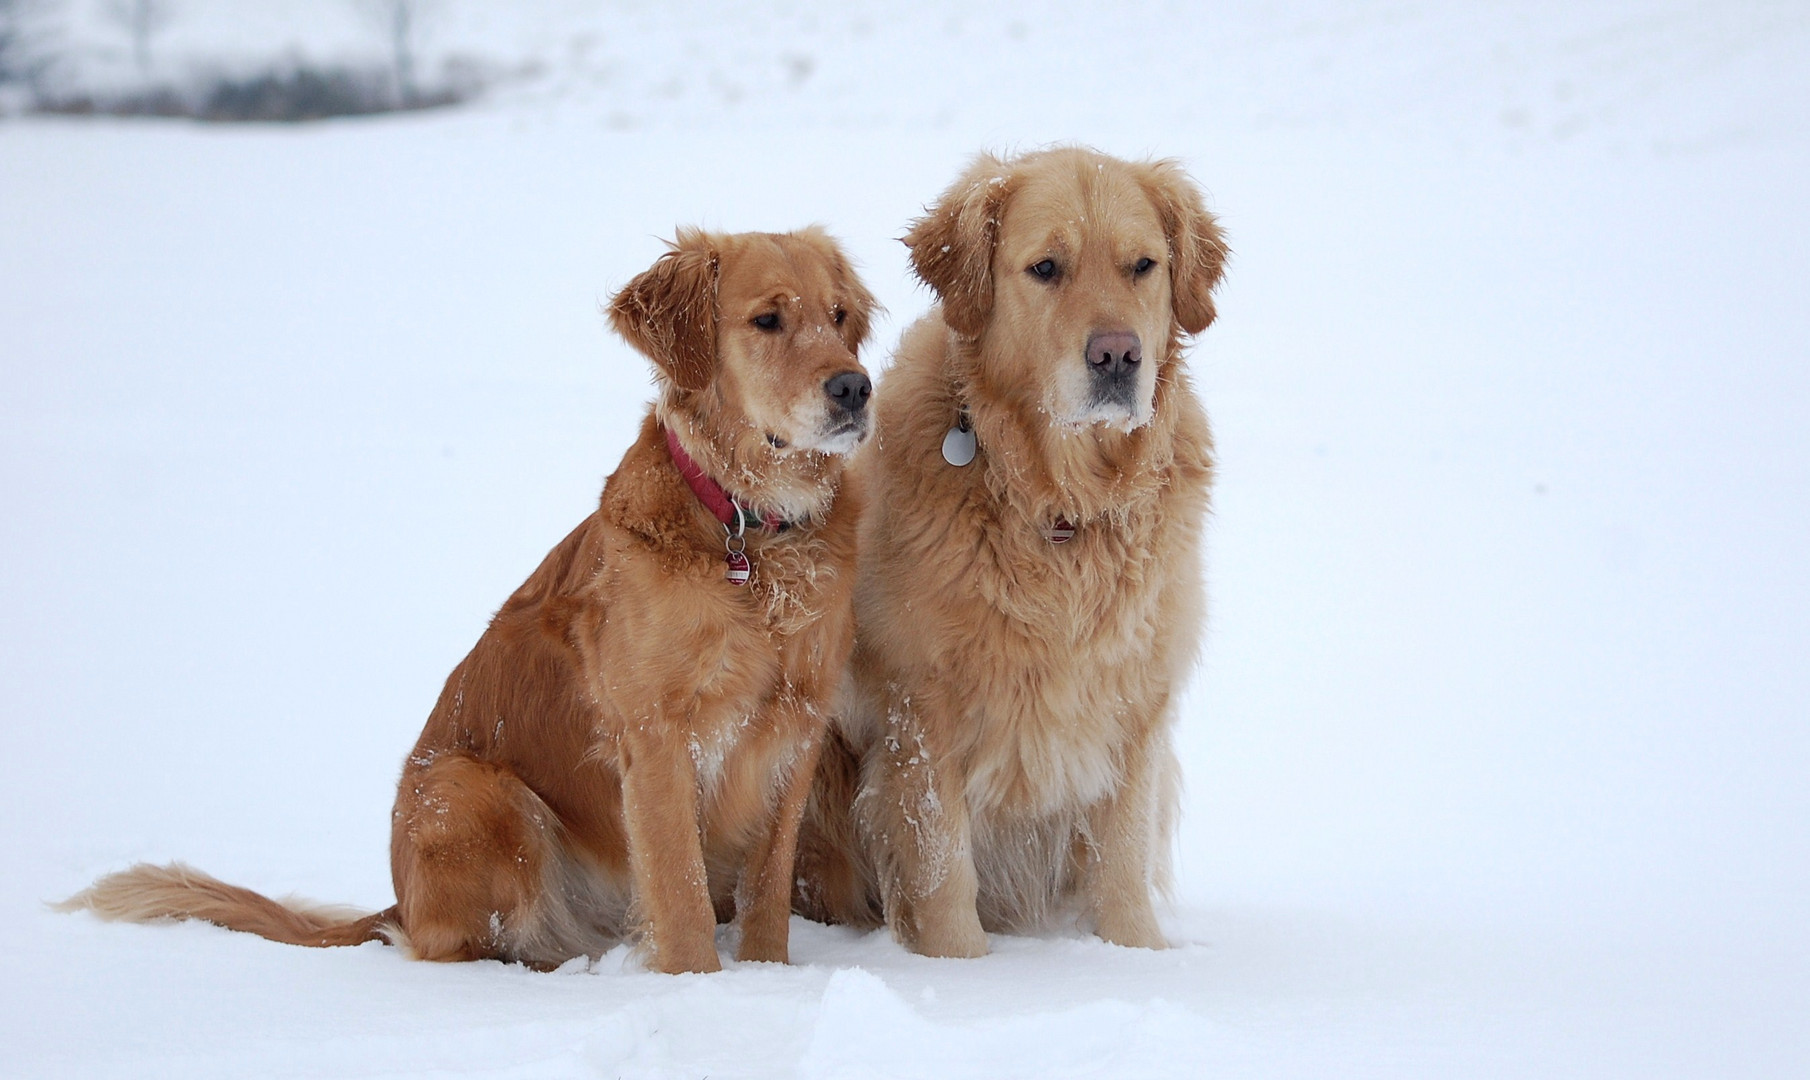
[884,491,1201,817]
[852,325,1212,821]
[588,471,853,760]
[437,415,858,847]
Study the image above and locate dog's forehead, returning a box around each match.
[718,234,840,305]
[1001,157,1166,255]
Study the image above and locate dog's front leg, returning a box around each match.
[619,721,720,973]
[860,692,989,958]
[732,717,826,964]
[1083,720,1173,950]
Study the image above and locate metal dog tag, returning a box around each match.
[941,424,977,467]
[1044,516,1076,544]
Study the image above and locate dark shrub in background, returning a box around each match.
[198,64,463,122]
[32,60,480,122]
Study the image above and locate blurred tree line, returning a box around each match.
[2,0,484,121]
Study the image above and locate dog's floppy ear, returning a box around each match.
[1137,160,1229,336]
[795,226,881,355]
[834,256,880,357]
[608,228,720,392]
[903,153,1018,338]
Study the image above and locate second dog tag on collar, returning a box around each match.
[725,550,752,585]
[942,424,977,467]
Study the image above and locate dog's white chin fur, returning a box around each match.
[1055,397,1153,434]
[786,415,869,456]
[1049,363,1157,433]
[777,395,871,456]
[797,427,867,456]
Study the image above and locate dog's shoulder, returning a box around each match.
[871,310,961,461]
[594,412,695,557]
[852,312,977,556]
[1156,363,1215,507]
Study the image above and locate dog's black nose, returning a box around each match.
[1086,330,1142,380]
[825,370,872,413]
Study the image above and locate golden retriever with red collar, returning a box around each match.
[795,148,1228,956]
[60,227,877,974]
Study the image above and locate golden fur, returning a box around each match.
[794,148,1228,956]
[58,227,878,974]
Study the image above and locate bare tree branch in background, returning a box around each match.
[15,0,477,121]
[356,0,435,107]
[0,0,18,84]
[104,0,175,79]
[0,0,46,89]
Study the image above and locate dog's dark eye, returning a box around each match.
[833,308,847,326]
[1028,259,1058,281]
[752,313,781,331]
[1134,257,1157,276]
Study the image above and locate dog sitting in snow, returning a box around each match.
[60,227,877,974]
[794,148,1228,955]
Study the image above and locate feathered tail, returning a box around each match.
[53,862,398,949]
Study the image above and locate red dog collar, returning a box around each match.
[664,426,787,534]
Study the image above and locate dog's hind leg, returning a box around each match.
[390,753,594,968]
[792,725,883,928]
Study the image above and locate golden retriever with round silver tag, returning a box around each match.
[795,147,1228,956]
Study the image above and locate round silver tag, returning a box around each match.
[941,425,977,467]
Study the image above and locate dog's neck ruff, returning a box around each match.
[666,426,801,586]
[664,426,792,534]
[942,408,1074,544]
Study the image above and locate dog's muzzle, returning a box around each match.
[824,370,873,416]
[1085,330,1142,409]
[815,370,873,451]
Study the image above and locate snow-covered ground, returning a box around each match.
[4,2,1808,1076]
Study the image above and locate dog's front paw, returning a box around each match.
[734,927,790,965]
[906,915,989,959]
[1095,910,1167,951]
[651,936,724,974]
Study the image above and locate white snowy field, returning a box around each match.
[4,2,1809,1077]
